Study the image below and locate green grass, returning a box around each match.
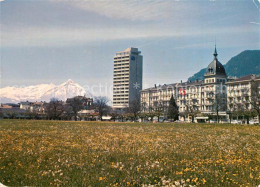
[0,120,259,186]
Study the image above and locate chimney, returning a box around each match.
[154,84,157,88]
[181,80,182,83]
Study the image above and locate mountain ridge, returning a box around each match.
[0,79,91,103]
[187,50,260,82]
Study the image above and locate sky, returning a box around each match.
[0,0,259,99]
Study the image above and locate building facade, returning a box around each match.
[113,47,143,109]
[226,74,260,112]
[140,47,228,120]
[20,101,45,113]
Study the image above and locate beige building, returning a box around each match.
[226,74,260,112]
[113,47,143,109]
[20,101,45,113]
[140,47,228,120]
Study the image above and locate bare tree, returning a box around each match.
[138,112,147,122]
[212,93,227,123]
[62,104,73,120]
[94,96,109,121]
[153,102,164,122]
[45,98,65,120]
[185,98,199,123]
[127,99,141,121]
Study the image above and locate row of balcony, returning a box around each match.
[113,86,129,89]
[114,72,129,76]
[113,95,128,100]
[113,79,129,82]
[114,62,129,67]
[114,55,129,58]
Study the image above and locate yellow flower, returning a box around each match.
[176,171,183,175]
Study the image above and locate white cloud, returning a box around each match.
[1,25,179,47]
[2,24,257,47]
[50,0,173,21]
[250,21,260,25]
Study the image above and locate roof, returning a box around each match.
[204,46,226,77]
[0,108,27,113]
[140,83,177,92]
[0,105,12,109]
[176,80,204,87]
[226,74,260,84]
[33,102,43,106]
[140,80,204,92]
[20,101,32,105]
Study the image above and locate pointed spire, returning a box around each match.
[213,43,218,59]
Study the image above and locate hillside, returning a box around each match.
[188,50,260,82]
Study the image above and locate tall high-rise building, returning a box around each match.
[113,47,143,109]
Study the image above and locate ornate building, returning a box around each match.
[140,46,228,121]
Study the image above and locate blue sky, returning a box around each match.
[0,0,259,98]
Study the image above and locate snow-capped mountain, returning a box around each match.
[0,79,91,103]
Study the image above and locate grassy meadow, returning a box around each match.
[0,120,259,186]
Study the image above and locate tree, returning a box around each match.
[250,80,260,124]
[185,98,199,123]
[62,104,74,120]
[128,99,141,121]
[147,112,156,122]
[138,112,148,122]
[212,93,227,123]
[154,111,163,122]
[154,102,164,122]
[94,96,109,121]
[167,95,179,121]
[66,96,86,121]
[110,112,118,122]
[228,102,236,123]
[45,98,65,120]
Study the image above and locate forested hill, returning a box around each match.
[187,50,260,82]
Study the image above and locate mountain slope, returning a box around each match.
[0,79,90,103]
[225,50,260,77]
[188,50,260,82]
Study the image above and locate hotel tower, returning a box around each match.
[113,47,143,109]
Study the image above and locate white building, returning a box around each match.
[226,74,260,112]
[140,46,228,121]
[20,101,33,111]
[113,47,143,109]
